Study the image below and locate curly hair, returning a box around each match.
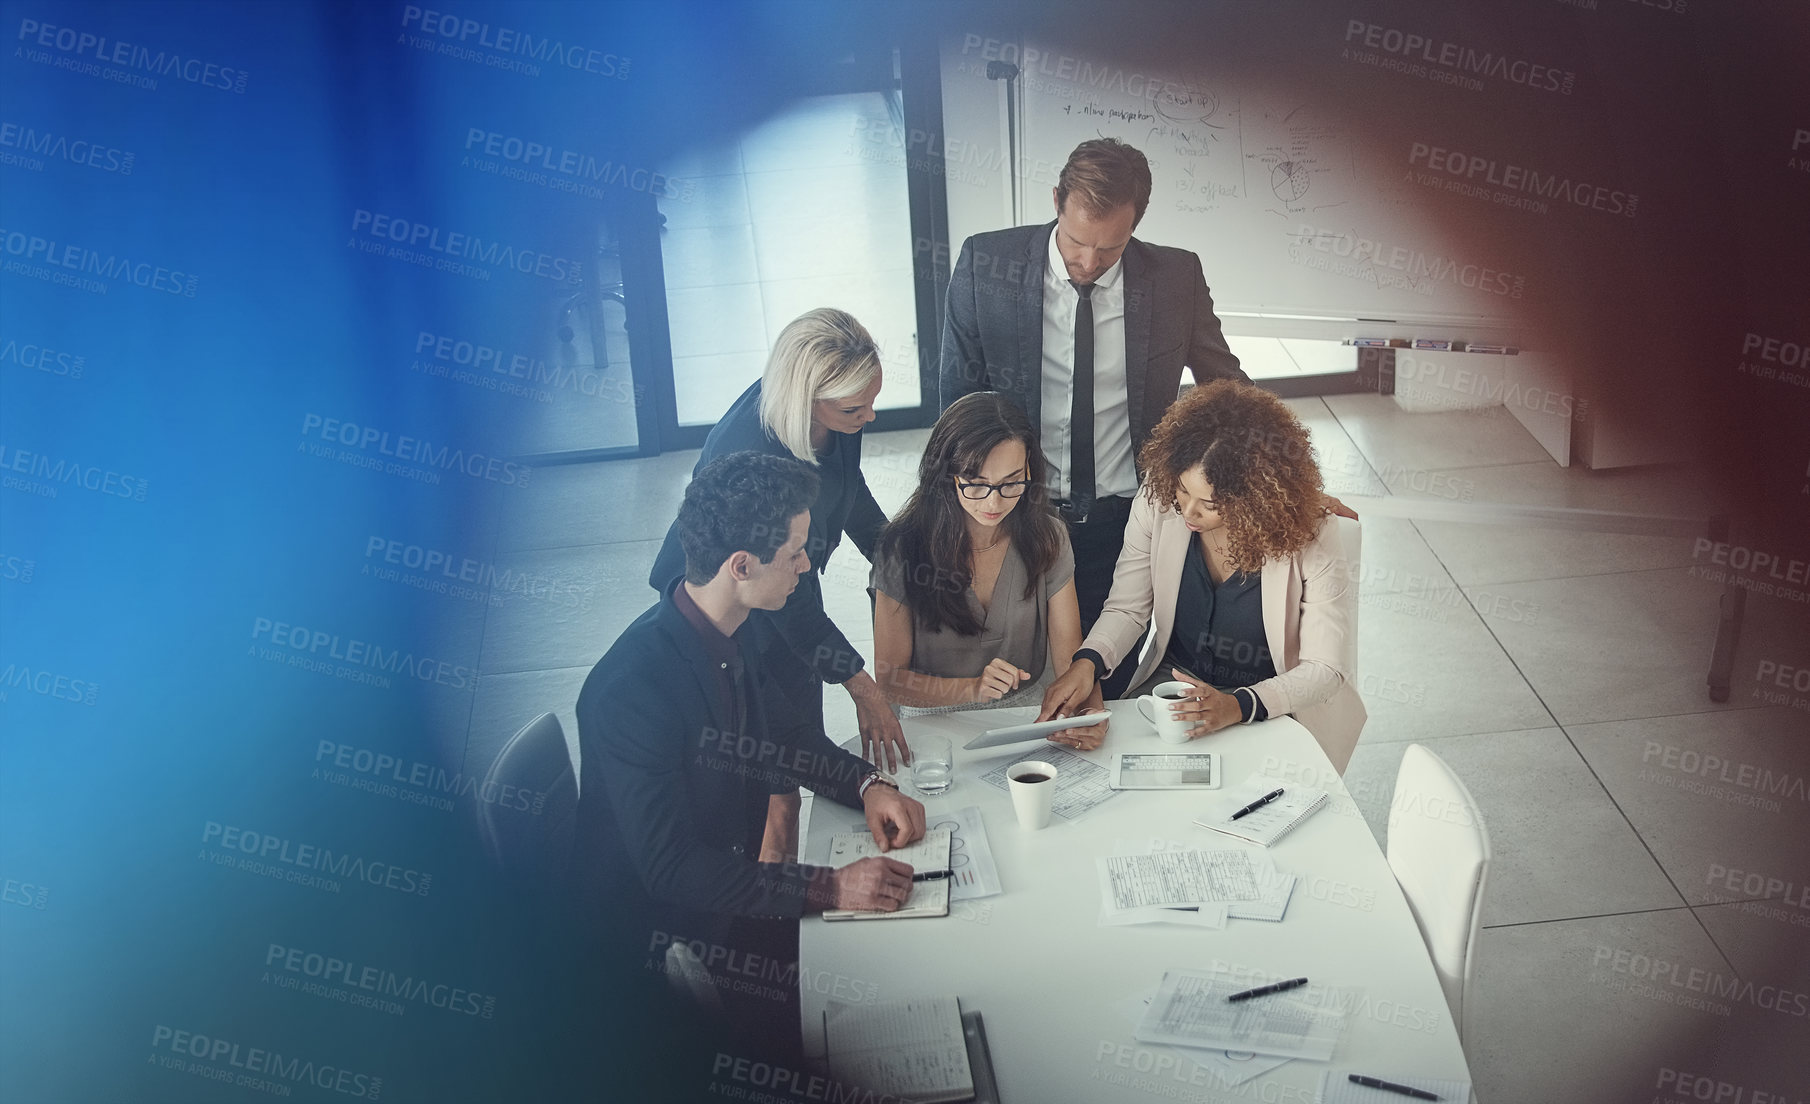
[678,451,821,585]
[1137,381,1324,574]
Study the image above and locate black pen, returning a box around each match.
[1225,976,1307,1002]
[1230,787,1285,820]
[1348,1074,1440,1100]
[911,869,954,882]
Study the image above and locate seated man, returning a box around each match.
[574,450,926,1063]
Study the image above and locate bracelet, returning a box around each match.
[1234,687,1257,724]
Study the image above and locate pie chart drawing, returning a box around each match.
[1272,160,1310,202]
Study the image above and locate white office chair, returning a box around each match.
[1386,744,1490,1046]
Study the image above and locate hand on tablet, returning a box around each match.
[1037,661,1097,724]
[1053,684,1110,750]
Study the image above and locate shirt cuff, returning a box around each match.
[812,637,866,682]
[1234,686,1268,724]
[1072,649,1108,680]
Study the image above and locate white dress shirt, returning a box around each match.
[1041,228,1135,502]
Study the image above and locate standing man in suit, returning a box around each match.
[941,138,1351,695]
[575,451,925,1063]
[940,138,1249,634]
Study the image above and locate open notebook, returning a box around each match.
[823,829,952,921]
[1194,774,1329,847]
[826,996,977,1103]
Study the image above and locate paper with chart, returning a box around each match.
[1107,839,1298,924]
[1099,849,1261,911]
[927,805,1001,901]
[1228,858,1299,922]
[1317,1069,1472,1103]
[823,830,951,920]
[1111,990,1291,1087]
[978,745,1120,821]
[825,996,974,1103]
[1148,862,1298,924]
[1134,970,1347,1061]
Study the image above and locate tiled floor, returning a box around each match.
[477,397,1810,1103]
[1226,335,1357,379]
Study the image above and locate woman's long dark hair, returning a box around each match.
[878,392,1061,635]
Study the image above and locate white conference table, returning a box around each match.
[799,699,1475,1103]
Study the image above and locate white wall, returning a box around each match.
[937,30,1524,334]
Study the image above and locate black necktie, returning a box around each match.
[1070,281,1095,515]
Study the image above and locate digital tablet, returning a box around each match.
[1109,751,1222,790]
[963,712,1110,750]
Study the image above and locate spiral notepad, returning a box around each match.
[1194,774,1328,847]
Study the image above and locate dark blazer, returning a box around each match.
[649,381,885,685]
[572,583,873,964]
[939,221,1249,462]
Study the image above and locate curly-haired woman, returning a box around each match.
[1037,380,1366,771]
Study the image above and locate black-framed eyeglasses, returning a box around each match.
[956,479,1033,500]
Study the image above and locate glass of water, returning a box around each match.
[909,732,953,796]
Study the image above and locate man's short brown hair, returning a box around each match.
[1056,138,1152,225]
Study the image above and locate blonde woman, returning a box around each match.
[650,309,909,791]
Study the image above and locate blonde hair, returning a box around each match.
[758,308,882,462]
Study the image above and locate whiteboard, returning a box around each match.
[966,35,1522,329]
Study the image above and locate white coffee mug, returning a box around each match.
[1142,680,1195,744]
[1006,760,1058,829]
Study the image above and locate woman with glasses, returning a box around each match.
[1037,380,1365,772]
[871,392,1108,748]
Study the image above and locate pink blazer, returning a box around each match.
[1083,493,1367,773]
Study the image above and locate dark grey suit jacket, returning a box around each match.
[938,221,1249,465]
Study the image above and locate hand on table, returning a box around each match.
[970,657,1032,703]
[828,855,916,912]
[1165,667,1243,739]
[846,670,910,773]
[862,782,926,852]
